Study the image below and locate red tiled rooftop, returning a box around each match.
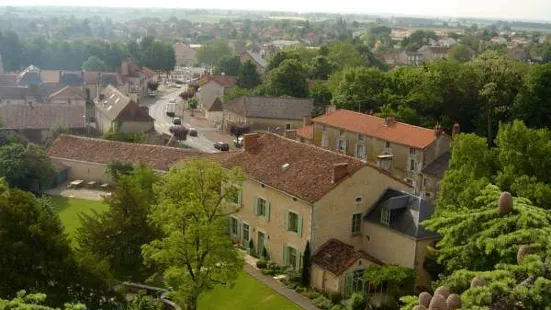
[312,239,382,275]
[297,125,313,140]
[313,109,440,149]
[200,75,236,87]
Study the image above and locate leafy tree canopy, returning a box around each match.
[195,40,233,66]
[82,55,107,71]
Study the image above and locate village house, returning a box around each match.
[118,58,148,104]
[299,110,452,198]
[0,104,88,143]
[222,96,313,134]
[240,50,268,75]
[173,42,197,67]
[47,86,86,105]
[198,74,236,117]
[417,45,449,62]
[47,135,225,184]
[93,85,154,134]
[222,133,412,271]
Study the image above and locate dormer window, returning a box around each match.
[339,129,345,136]
[385,141,391,148]
[381,208,390,225]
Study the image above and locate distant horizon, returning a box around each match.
[3,1,551,24]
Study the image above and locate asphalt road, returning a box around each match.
[147,88,218,153]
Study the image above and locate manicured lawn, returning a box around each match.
[50,195,108,242]
[198,272,301,310]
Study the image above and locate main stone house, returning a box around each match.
[222,133,438,297]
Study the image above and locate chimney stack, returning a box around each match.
[303,116,312,127]
[332,163,349,184]
[284,129,297,140]
[243,133,260,151]
[452,122,460,139]
[434,124,444,137]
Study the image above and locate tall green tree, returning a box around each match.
[195,40,233,66]
[82,55,107,71]
[265,50,301,72]
[77,165,160,281]
[309,55,334,80]
[0,291,85,310]
[237,60,261,89]
[214,55,242,76]
[447,44,472,63]
[142,160,245,310]
[513,63,551,128]
[264,59,309,98]
[0,142,55,191]
[0,31,22,71]
[332,67,390,112]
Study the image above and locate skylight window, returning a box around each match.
[115,98,120,104]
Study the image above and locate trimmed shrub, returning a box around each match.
[331,305,346,310]
[312,295,334,310]
[347,293,367,310]
[328,292,342,304]
[256,259,268,269]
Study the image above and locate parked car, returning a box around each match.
[169,98,176,103]
[173,118,182,125]
[214,142,229,151]
[189,128,198,137]
[233,136,244,148]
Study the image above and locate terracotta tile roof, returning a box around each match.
[207,97,223,112]
[142,67,157,79]
[48,86,86,101]
[0,104,86,130]
[222,133,365,203]
[0,74,17,86]
[83,71,100,85]
[312,239,382,275]
[313,110,439,149]
[297,125,313,140]
[200,75,236,87]
[40,70,60,83]
[48,135,218,171]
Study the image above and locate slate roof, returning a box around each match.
[59,71,82,86]
[365,188,438,239]
[312,239,382,275]
[48,86,86,101]
[95,85,132,121]
[206,97,223,112]
[0,86,27,100]
[48,135,216,171]
[243,50,268,68]
[421,152,450,179]
[18,71,42,85]
[224,96,314,121]
[313,110,440,149]
[222,133,365,203]
[0,104,86,130]
[100,72,121,87]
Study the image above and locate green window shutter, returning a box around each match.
[298,251,303,269]
[282,245,288,266]
[345,273,353,298]
[237,220,242,239]
[237,190,242,206]
[265,202,271,222]
[297,215,303,237]
[228,217,232,235]
[253,197,258,216]
[284,211,289,231]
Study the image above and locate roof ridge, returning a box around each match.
[57,134,204,153]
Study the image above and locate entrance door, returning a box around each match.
[242,223,250,246]
[257,231,265,257]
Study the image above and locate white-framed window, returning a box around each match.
[322,133,328,147]
[358,134,364,142]
[409,159,417,171]
[356,144,365,159]
[230,217,239,236]
[385,141,391,148]
[381,208,390,225]
[352,213,362,234]
[242,222,250,243]
[286,123,291,130]
[423,177,430,189]
[285,210,303,236]
[409,147,416,155]
[322,125,327,132]
[338,139,346,153]
[339,129,345,136]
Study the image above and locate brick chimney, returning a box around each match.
[284,129,297,140]
[452,122,460,139]
[434,124,444,137]
[243,133,260,151]
[303,116,312,127]
[332,163,349,184]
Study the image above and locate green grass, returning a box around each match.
[50,195,108,242]
[198,272,301,310]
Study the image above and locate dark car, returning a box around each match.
[189,128,198,137]
[173,117,182,125]
[214,142,229,151]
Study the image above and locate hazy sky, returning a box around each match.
[4,0,551,22]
